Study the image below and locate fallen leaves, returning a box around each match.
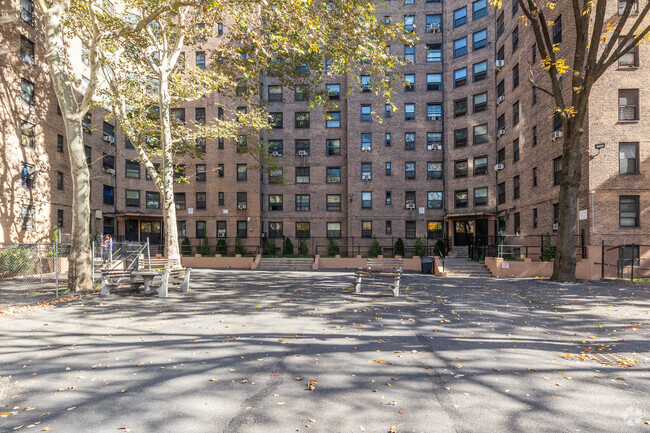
[209,378,218,382]
[306,380,317,391]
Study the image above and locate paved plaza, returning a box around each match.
[0,270,648,432]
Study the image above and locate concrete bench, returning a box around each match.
[135,258,191,298]
[100,269,138,296]
[354,258,403,297]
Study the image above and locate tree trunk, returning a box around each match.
[551,130,582,283]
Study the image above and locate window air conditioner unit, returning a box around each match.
[496,96,505,105]
[217,232,226,238]
[632,2,638,12]
[103,167,116,175]
[361,173,371,180]
[406,203,416,210]
[237,204,247,210]
[427,23,440,33]
[552,223,558,231]
[270,151,281,157]
[495,60,505,69]
[494,163,505,171]
[497,128,506,137]
[297,150,308,156]
[550,131,563,141]
[102,135,115,143]
[361,146,371,152]
[427,144,442,150]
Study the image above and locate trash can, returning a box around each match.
[420,256,434,274]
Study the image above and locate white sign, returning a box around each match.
[579,209,588,220]
[187,208,193,215]
[222,209,229,214]
[502,262,510,269]
[419,207,425,214]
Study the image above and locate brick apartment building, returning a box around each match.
[1,0,648,257]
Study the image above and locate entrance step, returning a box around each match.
[442,258,492,277]
[448,246,469,258]
[257,257,314,271]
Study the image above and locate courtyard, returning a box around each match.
[0,270,648,433]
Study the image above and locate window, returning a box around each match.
[514,212,521,235]
[454,37,467,58]
[473,61,488,81]
[84,145,92,166]
[512,63,519,88]
[103,185,114,205]
[295,112,310,128]
[385,104,392,118]
[360,104,372,121]
[498,114,506,133]
[474,187,488,206]
[361,162,372,180]
[404,45,415,62]
[361,192,372,209]
[513,101,520,125]
[427,132,442,150]
[21,163,34,189]
[496,12,505,39]
[426,44,442,62]
[295,85,309,101]
[428,221,443,239]
[269,194,283,211]
[295,139,310,156]
[386,191,392,205]
[455,190,468,208]
[125,189,140,207]
[296,222,310,238]
[125,160,140,178]
[236,192,247,209]
[532,126,538,146]
[474,92,488,112]
[427,103,442,120]
[268,222,283,238]
[296,167,310,183]
[511,138,519,162]
[553,15,562,44]
[327,84,341,100]
[513,175,520,199]
[427,191,443,209]
[326,139,341,155]
[196,192,207,209]
[427,162,442,179]
[21,121,34,148]
[360,75,372,92]
[296,194,310,211]
[454,98,468,117]
[269,168,283,184]
[533,208,538,228]
[474,156,488,175]
[473,0,488,19]
[385,162,392,176]
[553,112,563,131]
[498,147,506,164]
[326,167,341,183]
[498,182,506,204]
[21,205,34,231]
[21,36,34,65]
[620,196,639,227]
[405,221,416,239]
[454,67,467,87]
[146,191,160,209]
[426,73,442,91]
[21,79,34,105]
[404,74,415,92]
[57,134,64,152]
[497,79,505,98]
[195,51,205,68]
[454,160,468,178]
[327,222,341,238]
[385,133,392,147]
[512,26,519,52]
[532,87,538,105]
[620,142,639,174]
[454,128,468,148]
[218,164,224,177]
[57,209,64,228]
[532,167,538,187]
[619,38,639,67]
[361,221,372,238]
[474,124,488,144]
[403,15,415,32]
[404,103,415,120]
[269,112,283,129]
[553,156,562,185]
[196,221,207,238]
[327,194,341,211]
[175,193,186,210]
[405,162,416,179]
[426,14,442,32]
[619,89,639,121]
[404,191,416,210]
[454,7,467,27]
[236,164,247,181]
[619,0,640,14]
[21,0,34,25]
[173,164,186,181]
[56,171,64,190]
[473,29,487,50]
[404,132,415,150]
[237,221,247,238]
[326,111,341,128]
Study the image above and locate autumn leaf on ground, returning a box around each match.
[307,380,317,391]
[209,378,218,382]
[240,379,248,384]
[295,377,303,381]
[389,426,397,433]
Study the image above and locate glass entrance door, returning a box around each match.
[140,221,162,244]
[454,221,475,246]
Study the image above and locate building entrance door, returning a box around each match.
[454,221,475,246]
[140,221,162,244]
[125,219,139,242]
[475,219,489,245]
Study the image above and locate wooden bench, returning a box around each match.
[100,269,138,296]
[354,258,403,297]
[135,258,191,298]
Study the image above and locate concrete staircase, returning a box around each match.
[447,246,469,258]
[256,257,314,271]
[442,257,493,277]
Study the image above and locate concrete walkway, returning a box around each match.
[0,270,648,432]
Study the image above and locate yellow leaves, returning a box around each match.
[555,59,569,74]
[549,2,556,9]
[306,379,317,391]
[552,43,560,52]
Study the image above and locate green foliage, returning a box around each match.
[235,236,246,255]
[264,239,277,256]
[284,237,294,256]
[198,237,211,256]
[435,240,447,257]
[52,225,60,244]
[299,239,309,257]
[216,238,228,255]
[541,232,556,262]
[180,237,193,256]
[414,237,427,257]
[394,238,405,257]
[327,237,339,257]
[368,237,381,258]
[0,246,35,277]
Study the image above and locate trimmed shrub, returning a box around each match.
[368,237,381,258]
[198,237,211,256]
[394,238,405,257]
[216,238,228,255]
[541,232,556,262]
[264,239,277,256]
[327,237,339,257]
[414,237,427,257]
[181,237,193,256]
[0,246,35,277]
[299,239,309,256]
[284,237,294,256]
[234,236,247,255]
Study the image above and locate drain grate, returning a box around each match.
[563,351,640,368]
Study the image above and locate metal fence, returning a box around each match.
[468,234,585,262]
[92,241,151,274]
[595,243,650,281]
